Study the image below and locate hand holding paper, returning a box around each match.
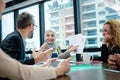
[66,34,86,53]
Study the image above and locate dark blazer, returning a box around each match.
[0,30,34,65]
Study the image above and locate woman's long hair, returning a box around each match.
[104,19,120,50]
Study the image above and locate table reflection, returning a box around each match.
[51,62,120,80]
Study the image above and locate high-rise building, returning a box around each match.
[46,0,120,49]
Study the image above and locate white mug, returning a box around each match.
[82,53,93,64]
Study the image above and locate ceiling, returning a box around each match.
[5,0,13,3]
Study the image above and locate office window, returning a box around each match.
[65,16,74,23]
[50,19,59,25]
[56,33,60,39]
[44,0,75,49]
[19,5,40,51]
[2,12,14,40]
[82,4,95,12]
[83,21,96,28]
[50,12,59,18]
[100,38,103,42]
[53,26,59,32]
[98,2,104,7]
[98,11,105,15]
[99,29,103,33]
[85,38,97,44]
[81,0,95,4]
[106,7,116,14]
[99,20,105,24]
[88,38,97,44]
[86,30,97,36]
[82,12,96,20]
[64,8,74,16]
[80,0,120,48]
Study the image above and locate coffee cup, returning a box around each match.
[82,53,93,64]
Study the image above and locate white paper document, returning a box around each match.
[66,34,86,54]
[104,69,120,73]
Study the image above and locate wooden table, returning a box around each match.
[53,62,120,80]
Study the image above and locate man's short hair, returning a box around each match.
[17,12,34,29]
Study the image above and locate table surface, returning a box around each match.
[52,62,120,80]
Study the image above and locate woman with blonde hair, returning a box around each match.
[101,19,120,63]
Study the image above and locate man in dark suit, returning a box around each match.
[0,12,52,65]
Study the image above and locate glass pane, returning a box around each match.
[44,0,75,49]
[19,5,40,51]
[2,12,14,40]
[80,0,120,48]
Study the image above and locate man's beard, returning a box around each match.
[28,31,33,39]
